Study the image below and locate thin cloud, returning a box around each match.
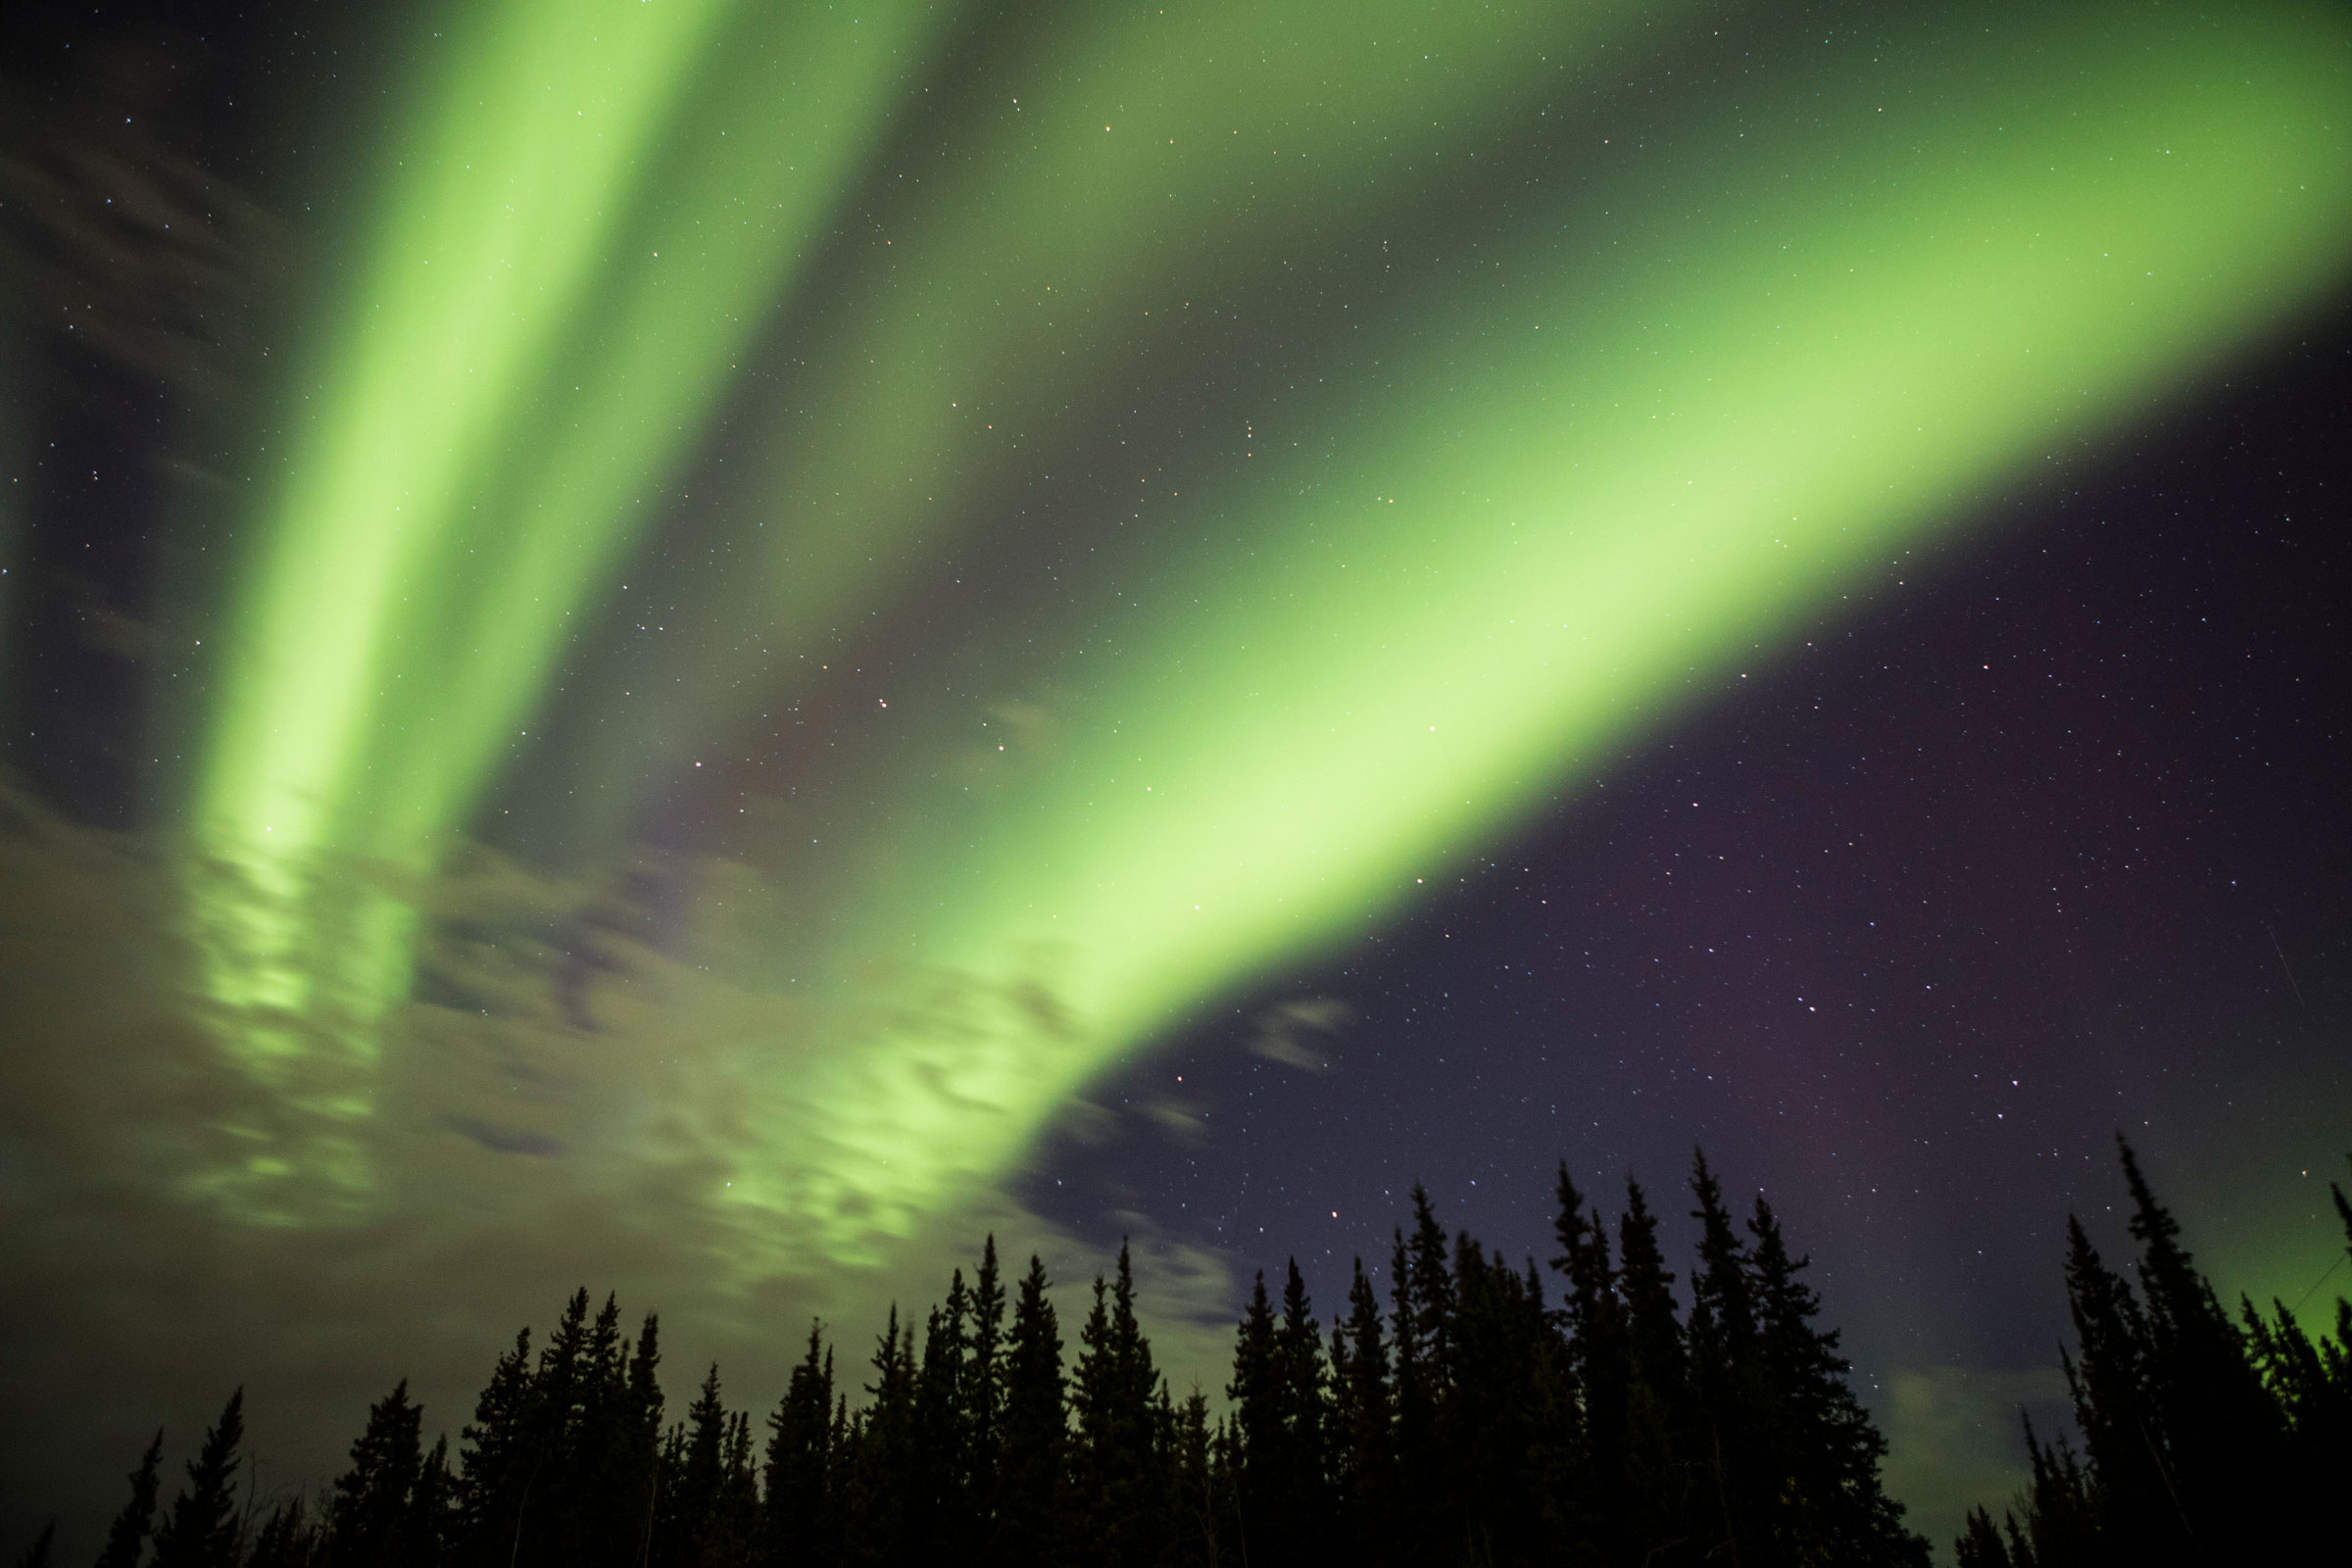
[1250,998,1352,1071]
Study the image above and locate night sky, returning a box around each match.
[3,1,2348,1558]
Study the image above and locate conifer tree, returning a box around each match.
[908,1275,973,1558]
[649,1423,688,1564]
[1447,1241,1571,1566]
[619,1311,664,1567]
[150,1389,245,1568]
[451,1294,653,1568]
[2055,1212,2171,1559]
[655,1363,736,1568]
[2115,1139,2288,1550]
[1228,1261,1335,1563]
[457,1329,535,1566]
[1273,1259,1333,1554]
[764,1323,838,1568]
[2241,1285,2352,1516]
[412,1437,454,1567]
[1070,1244,1169,1567]
[2013,1415,2100,1566]
[517,1290,592,1568]
[558,1294,638,1568]
[327,1380,425,1567]
[246,1495,323,1568]
[1616,1179,1696,1560]
[1167,1386,1222,1568]
[1952,1505,2010,1568]
[1686,1150,1762,1560]
[1384,1226,1426,1496]
[1225,1269,1280,1562]
[964,1238,1007,1523]
[1551,1165,1630,1563]
[9,1523,51,1568]
[92,1429,165,1568]
[716,1410,760,1566]
[1745,1197,1925,1566]
[1327,1257,1395,1556]
[838,1309,916,1564]
[1387,1194,1455,1565]
[1403,1187,1457,1385]
[993,1255,1067,1566]
[1965,1146,2352,1564]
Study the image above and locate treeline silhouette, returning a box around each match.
[29,1150,1924,1568]
[1954,1140,2352,1566]
[38,1141,2350,1568]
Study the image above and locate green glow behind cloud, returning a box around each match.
[183,1,2352,1248]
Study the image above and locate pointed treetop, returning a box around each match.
[93,1428,165,1568]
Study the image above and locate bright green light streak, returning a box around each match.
[561,0,1696,810]
[185,0,951,1213]
[361,6,956,859]
[715,5,2352,1257]
[201,0,729,908]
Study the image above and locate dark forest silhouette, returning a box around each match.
[1953,1142,2352,1566]
[20,1144,2351,1568]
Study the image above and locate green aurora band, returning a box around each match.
[188,1,2352,1255]
[189,0,956,1206]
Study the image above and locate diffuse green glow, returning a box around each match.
[708,6,2352,1253]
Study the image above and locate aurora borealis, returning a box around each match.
[187,0,2352,1237]
[4,0,2351,1554]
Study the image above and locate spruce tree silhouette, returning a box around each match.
[1270,1259,1333,1561]
[1328,1256,1396,1559]
[1616,1179,1695,1561]
[328,1380,426,1567]
[2117,1139,2288,1551]
[963,1238,1007,1528]
[907,1273,972,1558]
[1389,1185,1457,1564]
[1070,1244,1170,1567]
[558,1295,645,1568]
[1226,1269,1281,1563]
[149,1390,244,1568]
[1552,1165,1632,1563]
[838,1312,914,1565]
[993,1255,1066,1566]
[1743,1198,1926,1567]
[244,1496,323,1568]
[1242,1259,1336,1560]
[659,1364,733,1567]
[1446,1236,1570,1566]
[619,1310,664,1567]
[517,1290,593,1568]
[762,1324,837,1567]
[1955,1142,2352,1566]
[91,1429,164,1568]
[1166,1383,1221,1568]
[458,1327,534,1564]
[1685,1150,1762,1560]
